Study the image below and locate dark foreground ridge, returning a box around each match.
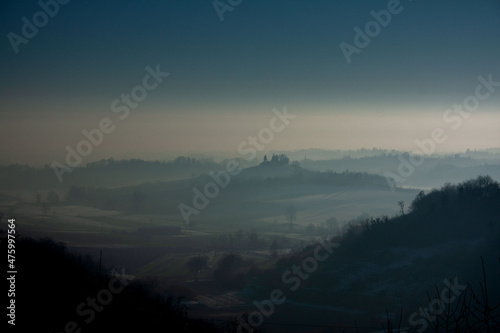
[1,236,221,332]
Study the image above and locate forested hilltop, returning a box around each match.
[239,176,500,332]
[0,157,247,190]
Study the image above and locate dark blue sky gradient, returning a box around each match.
[1,0,499,163]
[2,0,499,111]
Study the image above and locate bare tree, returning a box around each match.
[269,237,278,258]
[326,217,339,234]
[285,205,297,229]
[41,202,50,216]
[398,201,405,215]
[234,229,244,248]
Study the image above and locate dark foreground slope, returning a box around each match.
[2,236,221,332]
[240,176,500,332]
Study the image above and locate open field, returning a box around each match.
[0,184,419,278]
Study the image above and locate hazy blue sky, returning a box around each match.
[1,0,499,164]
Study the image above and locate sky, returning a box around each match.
[1,0,499,165]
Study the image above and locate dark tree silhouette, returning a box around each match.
[186,255,209,282]
[213,253,243,286]
[47,190,60,204]
[131,189,145,212]
[66,185,87,202]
